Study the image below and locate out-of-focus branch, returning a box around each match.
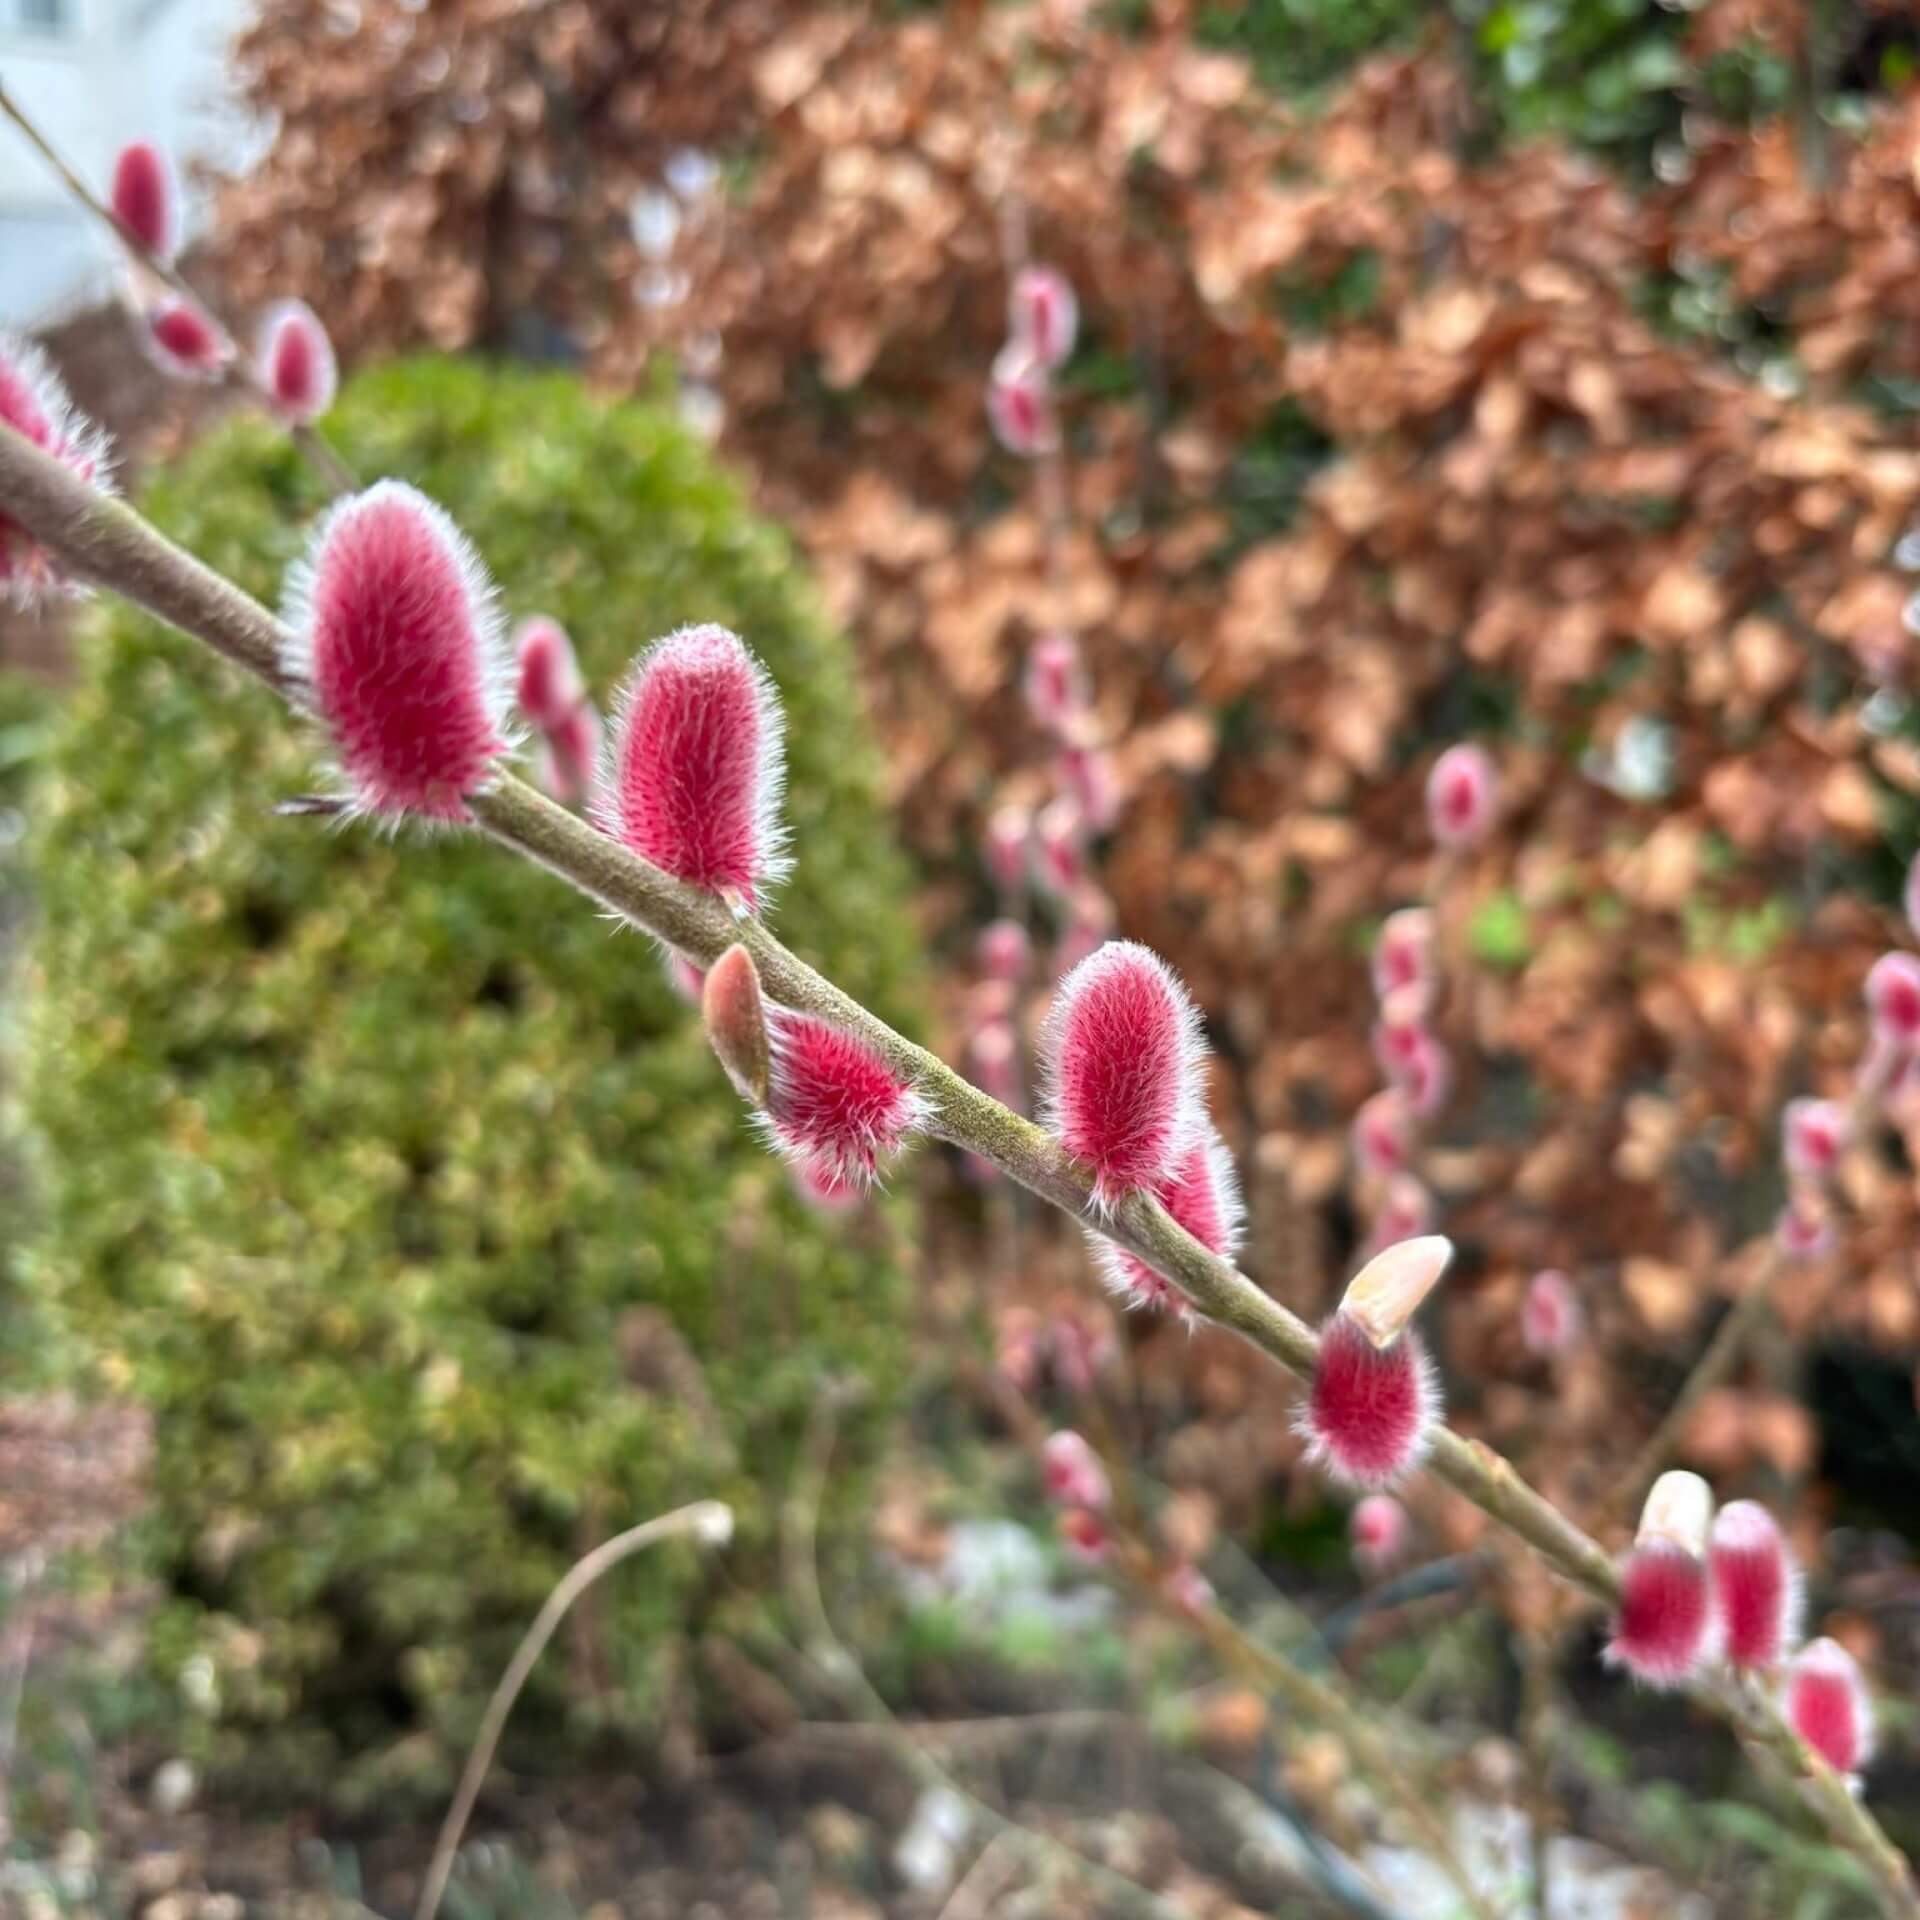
[0,418,1914,1920]
[0,78,357,495]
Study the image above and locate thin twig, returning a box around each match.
[0,419,1913,1919]
[414,1499,733,1920]
[0,77,358,496]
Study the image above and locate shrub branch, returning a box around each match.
[0,417,1913,1918]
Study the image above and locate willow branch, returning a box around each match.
[0,418,1913,1919]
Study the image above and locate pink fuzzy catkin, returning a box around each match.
[538,699,602,809]
[514,616,584,727]
[1024,629,1087,733]
[1782,1097,1847,1184]
[1606,1472,1717,1688]
[1785,1639,1874,1777]
[109,141,179,261]
[1351,1090,1413,1179]
[1521,1269,1582,1358]
[1371,907,1436,1008]
[1092,1126,1242,1314]
[1709,1501,1800,1673]
[598,623,788,903]
[1042,1431,1110,1512]
[1300,1309,1439,1487]
[759,1008,928,1188]
[142,296,232,381]
[257,299,338,424]
[1866,951,1920,1052]
[1040,940,1207,1209]
[281,481,510,819]
[1426,743,1498,850]
[987,341,1057,456]
[1350,1494,1410,1576]
[1009,264,1078,368]
[0,332,112,604]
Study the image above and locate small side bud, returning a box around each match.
[1400,1030,1452,1118]
[1039,940,1208,1210]
[1058,1507,1110,1563]
[1782,1098,1848,1184]
[690,1500,735,1546]
[702,944,770,1105]
[1521,1268,1582,1358]
[1866,951,1920,1053]
[760,1009,929,1188]
[1371,908,1436,1008]
[987,341,1058,457]
[0,332,113,605]
[1607,1472,1717,1687]
[280,481,510,819]
[1042,1431,1110,1512]
[1350,1494,1410,1577]
[1784,1638,1875,1778]
[1092,1125,1243,1314]
[1009,264,1078,368]
[142,295,234,382]
[109,141,180,261]
[598,624,788,902]
[1426,743,1498,850]
[1710,1501,1801,1673]
[256,299,338,424]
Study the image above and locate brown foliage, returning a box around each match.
[212,1,1920,1515]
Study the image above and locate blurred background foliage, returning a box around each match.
[13,358,921,1801]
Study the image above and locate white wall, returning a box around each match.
[0,0,255,328]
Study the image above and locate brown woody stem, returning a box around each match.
[0,417,1912,1919]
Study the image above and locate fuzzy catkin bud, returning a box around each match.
[987,342,1058,457]
[1782,1098,1847,1184]
[1092,1125,1242,1315]
[1298,1237,1450,1488]
[1058,1507,1110,1563]
[1042,1431,1110,1512]
[1785,1639,1874,1777]
[110,141,180,261]
[1709,1501,1800,1674]
[1866,951,1920,1052]
[256,299,338,425]
[538,700,602,810]
[1009,264,1078,369]
[1521,1269,1582,1358]
[280,481,510,819]
[1040,940,1208,1209]
[1607,1472,1717,1687]
[598,623,788,903]
[142,296,233,382]
[1371,908,1436,1009]
[1024,630,1088,734]
[1057,739,1120,834]
[1033,796,1086,897]
[1350,1494,1410,1576]
[0,332,112,605]
[1425,743,1498,850]
[1351,1090,1413,1180]
[760,1008,929,1189]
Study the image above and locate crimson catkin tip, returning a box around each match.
[597,623,789,903]
[1040,939,1209,1210]
[280,479,511,819]
[1606,1472,1717,1687]
[257,298,338,425]
[110,141,179,261]
[1784,1638,1874,1777]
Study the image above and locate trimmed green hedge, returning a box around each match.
[16,358,919,1797]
